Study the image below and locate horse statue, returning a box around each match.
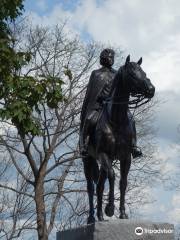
[82,55,155,224]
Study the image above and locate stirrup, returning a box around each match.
[132,147,142,159]
[80,137,89,157]
[81,148,88,157]
[80,143,89,157]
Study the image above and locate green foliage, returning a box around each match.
[0,0,24,21]
[0,72,65,136]
[0,1,65,136]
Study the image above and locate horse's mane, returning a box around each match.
[108,67,123,98]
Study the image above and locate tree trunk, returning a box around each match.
[35,174,48,240]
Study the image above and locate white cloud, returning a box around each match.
[172,194,180,206]
[161,162,177,175]
[168,209,180,224]
[36,0,48,11]
[71,0,180,53]
[71,0,180,92]
[27,6,71,27]
[154,91,180,142]
[144,35,180,92]
[167,193,180,224]
[26,0,180,93]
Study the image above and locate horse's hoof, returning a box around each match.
[97,212,104,221]
[119,213,128,219]
[98,216,104,221]
[105,203,115,217]
[87,215,95,224]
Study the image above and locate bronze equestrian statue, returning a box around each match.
[80,49,155,224]
[80,49,142,158]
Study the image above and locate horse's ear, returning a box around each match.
[137,57,142,65]
[125,55,130,66]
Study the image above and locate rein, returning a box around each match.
[104,94,151,109]
[104,94,151,127]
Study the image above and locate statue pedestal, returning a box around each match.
[56,219,174,240]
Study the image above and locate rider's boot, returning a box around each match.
[81,136,89,157]
[132,146,142,158]
[131,117,143,158]
[80,118,91,157]
[80,110,99,157]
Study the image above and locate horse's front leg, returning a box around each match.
[83,157,95,224]
[119,153,131,219]
[96,165,107,221]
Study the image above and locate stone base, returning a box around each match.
[56,219,174,240]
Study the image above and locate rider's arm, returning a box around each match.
[80,71,95,122]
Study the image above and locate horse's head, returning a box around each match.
[123,55,155,98]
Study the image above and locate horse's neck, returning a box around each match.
[110,96,129,125]
[110,70,130,125]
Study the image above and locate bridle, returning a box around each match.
[103,63,152,110]
[104,94,151,109]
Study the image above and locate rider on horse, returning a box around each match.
[80,48,142,158]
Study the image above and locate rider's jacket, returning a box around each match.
[80,66,116,130]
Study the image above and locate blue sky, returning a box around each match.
[24,0,81,15]
[24,0,180,229]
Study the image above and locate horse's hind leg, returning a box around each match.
[105,166,115,217]
[119,153,131,219]
[83,156,96,224]
[96,166,107,221]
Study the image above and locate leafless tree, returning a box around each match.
[0,21,165,239]
[0,23,99,240]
